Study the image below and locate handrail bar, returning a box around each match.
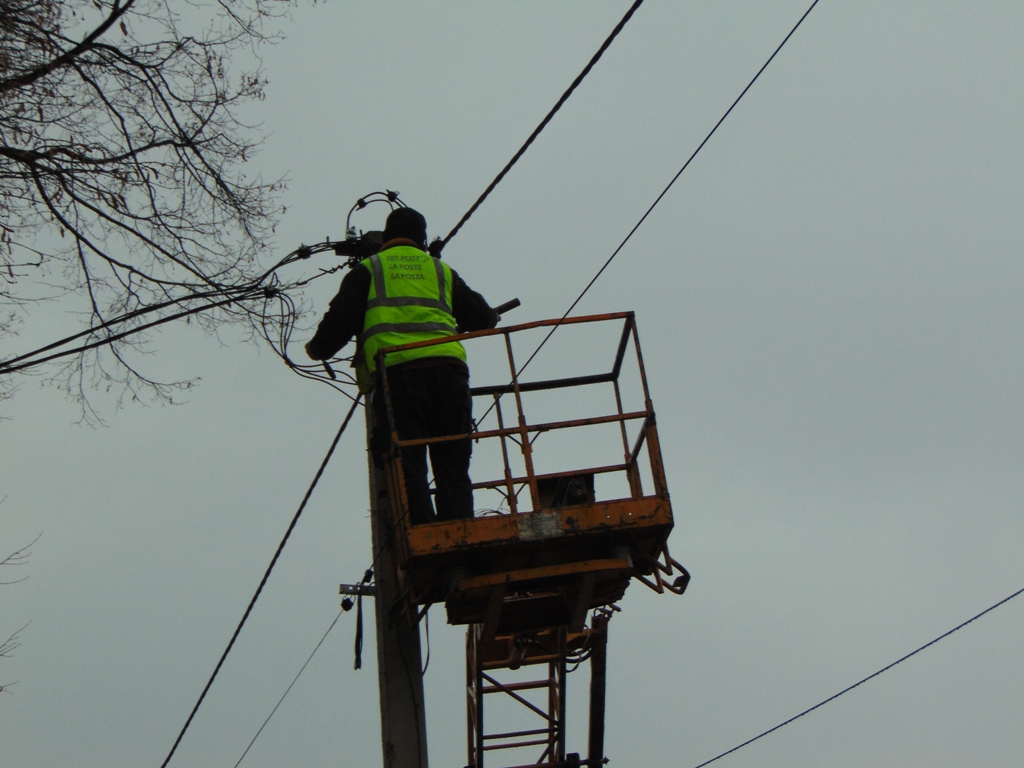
[481,727,552,741]
[376,310,635,359]
[471,370,615,397]
[390,410,649,449]
[470,462,635,493]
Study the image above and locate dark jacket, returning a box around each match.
[306,239,499,362]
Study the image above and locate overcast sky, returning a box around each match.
[3,2,1024,767]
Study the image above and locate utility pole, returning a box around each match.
[367,408,429,768]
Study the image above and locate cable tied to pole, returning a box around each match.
[354,568,373,670]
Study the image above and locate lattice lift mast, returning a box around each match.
[352,312,688,768]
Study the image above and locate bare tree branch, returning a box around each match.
[0,621,28,657]
[0,531,41,584]
[1,515,38,689]
[1,0,296,420]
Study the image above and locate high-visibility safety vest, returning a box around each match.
[356,245,466,388]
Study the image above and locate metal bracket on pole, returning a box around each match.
[339,583,377,597]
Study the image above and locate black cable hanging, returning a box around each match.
[353,568,373,671]
[691,583,1024,768]
[159,395,362,768]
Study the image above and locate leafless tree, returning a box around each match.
[0,0,304,420]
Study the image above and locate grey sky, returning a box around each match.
[3,2,1023,766]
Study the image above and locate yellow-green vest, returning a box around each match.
[356,246,466,388]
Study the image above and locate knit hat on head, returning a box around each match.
[382,207,427,248]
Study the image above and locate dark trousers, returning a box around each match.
[374,362,474,525]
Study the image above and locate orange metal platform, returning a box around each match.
[375,312,687,635]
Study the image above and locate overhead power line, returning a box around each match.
[159,396,362,768]
[490,0,822,399]
[233,609,346,768]
[691,583,1024,768]
[560,0,823,326]
[440,0,646,249]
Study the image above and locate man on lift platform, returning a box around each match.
[305,207,499,524]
